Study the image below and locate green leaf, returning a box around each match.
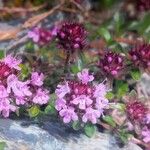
[0,51,4,59]
[114,12,124,36]
[71,58,83,74]
[28,105,40,118]
[118,130,132,144]
[72,121,81,131]
[44,105,56,115]
[98,27,111,42]
[84,124,96,137]
[115,80,129,98]
[103,115,116,127]
[105,92,115,100]
[130,69,141,81]
[0,141,6,150]
[110,103,126,111]
[25,42,34,53]
[20,64,30,79]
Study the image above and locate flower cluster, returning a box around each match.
[0,55,49,117]
[56,22,87,52]
[126,101,147,121]
[137,0,150,11]
[98,52,124,77]
[55,69,109,124]
[28,27,56,46]
[129,44,150,71]
[126,100,150,143]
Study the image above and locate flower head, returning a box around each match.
[98,52,124,77]
[56,22,87,52]
[2,55,21,70]
[137,0,150,11]
[77,69,94,84]
[32,88,49,105]
[28,27,53,45]
[55,69,109,124]
[126,101,147,121]
[129,44,150,70]
[0,55,49,117]
[31,72,44,87]
[59,107,78,123]
[142,127,150,143]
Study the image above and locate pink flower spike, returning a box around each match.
[28,28,40,42]
[94,83,107,98]
[55,82,70,99]
[82,107,101,124]
[31,72,44,87]
[55,99,66,111]
[142,127,150,143]
[2,55,21,70]
[77,69,94,84]
[7,74,32,97]
[59,107,78,123]
[146,113,150,124]
[32,88,49,105]
[0,85,8,98]
[72,95,93,110]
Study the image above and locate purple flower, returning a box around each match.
[2,54,21,70]
[28,27,40,43]
[142,127,150,143]
[28,27,53,45]
[98,52,124,77]
[95,97,109,110]
[31,72,44,87]
[56,22,87,52]
[145,113,150,124]
[94,83,107,98]
[59,107,78,123]
[55,82,70,99]
[7,74,32,97]
[129,44,150,70]
[55,69,109,124]
[32,88,49,105]
[82,107,101,124]
[15,97,26,105]
[0,98,16,118]
[77,69,94,84]
[0,85,8,98]
[137,0,150,11]
[72,95,93,110]
[55,99,66,111]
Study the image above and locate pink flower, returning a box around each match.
[32,88,49,105]
[31,72,44,86]
[82,107,101,124]
[7,74,32,97]
[94,83,107,98]
[145,113,150,124]
[15,97,26,105]
[28,27,52,45]
[0,98,16,117]
[55,82,70,99]
[72,95,93,110]
[95,97,109,110]
[142,127,150,143]
[2,55,21,70]
[59,107,78,123]
[28,27,40,43]
[0,85,8,98]
[77,69,94,84]
[55,99,66,111]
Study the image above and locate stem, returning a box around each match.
[64,51,70,74]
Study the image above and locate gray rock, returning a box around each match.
[0,119,142,150]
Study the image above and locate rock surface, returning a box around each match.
[0,119,142,150]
